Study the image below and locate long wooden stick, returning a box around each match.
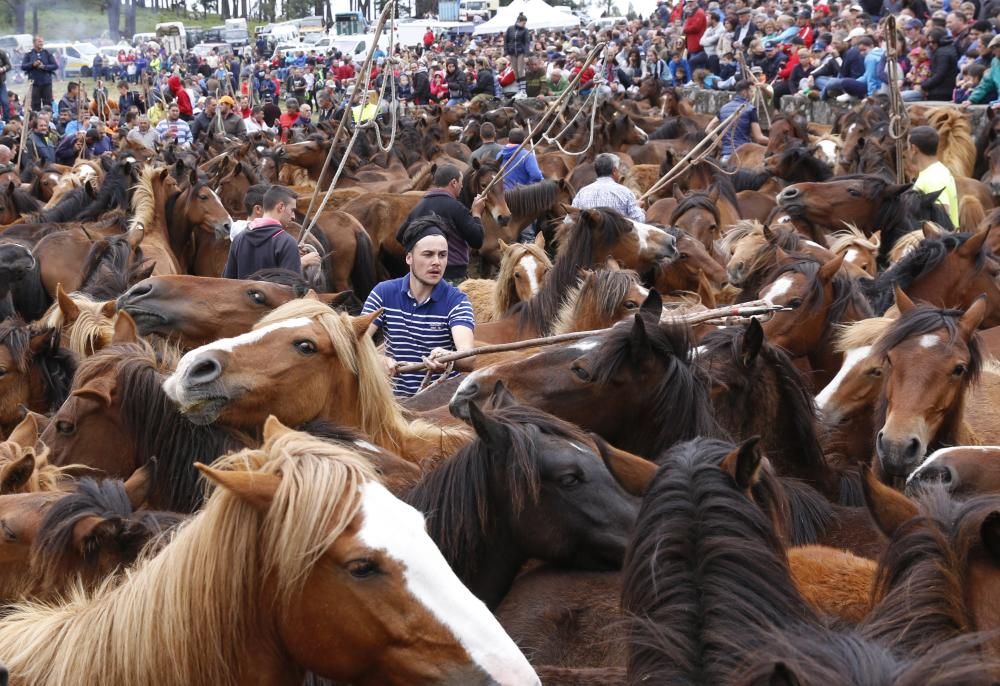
[395,301,786,374]
[15,82,32,169]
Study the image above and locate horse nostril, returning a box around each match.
[905,437,922,461]
[187,355,223,385]
[126,281,154,300]
[779,187,801,201]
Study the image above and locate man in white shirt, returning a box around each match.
[571,153,646,222]
[126,115,159,150]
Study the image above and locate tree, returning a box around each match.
[107,0,120,41]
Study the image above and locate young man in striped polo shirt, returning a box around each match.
[361,215,477,397]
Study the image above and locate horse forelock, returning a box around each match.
[504,179,558,217]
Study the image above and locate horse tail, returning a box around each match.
[958,194,986,233]
[350,228,379,301]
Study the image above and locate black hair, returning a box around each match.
[261,184,296,211]
[244,183,270,216]
[909,125,939,156]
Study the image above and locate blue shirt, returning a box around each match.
[861,47,885,96]
[362,276,475,397]
[718,95,758,158]
[496,145,544,191]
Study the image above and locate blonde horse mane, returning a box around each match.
[40,293,116,358]
[129,165,162,232]
[833,316,896,353]
[0,435,70,494]
[716,219,764,258]
[925,106,975,179]
[0,426,376,686]
[255,299,470,457]
[888,229,926,264]
[493,240,552,317]
[551,267,641,336]
[959,194,986,233]
[828,226,879,255]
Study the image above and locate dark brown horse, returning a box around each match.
[0,318,75,436]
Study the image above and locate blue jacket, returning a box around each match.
[839,46,865,79]
[21,48,57,85]
[497,145,543,190]
[861,47,885,96]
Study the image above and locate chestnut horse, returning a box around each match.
[873,295,986,484]
[459,234,552,322]
[0,318,75,436]
[164,298,472,464]
[0,420,540,686]
[906,445,1000,497]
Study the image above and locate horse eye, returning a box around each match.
[514,272,522,278]
[679,252,690,260]
[572,365,591,382]
[558,473,582,487]
[347,558,380,579]
[0,367,6,378]
[625,301,639,309]
[787,298,804,309]
[294,340,317,355]
[710,225,719,234]
[848,188,861,197]
[866,367,883,378]
[56,420,76,436]
[248,289,266,305]
[953,364,968,377]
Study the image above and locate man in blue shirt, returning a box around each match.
[496,128,543,191]
[362,215,477,398]
[708,80,768,164]
[20,35,58,111]
[822,36,882,102]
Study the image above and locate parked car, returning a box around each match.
[46,42,94,77]
[192,42,232,59]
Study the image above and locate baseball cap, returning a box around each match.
[989,34,1000,48]
[846,27,867,40]
[905,17,924,29]
[218,95,235,106]
[811,40,827,52]
[849,3,864,10]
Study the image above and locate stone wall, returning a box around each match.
[678,86,988,137]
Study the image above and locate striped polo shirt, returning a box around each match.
[362,275,475,397]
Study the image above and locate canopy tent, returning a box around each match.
[473,0,580,35]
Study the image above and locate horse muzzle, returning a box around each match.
[904,461,957,497]
[163,350,235,425]
[875,429,925,482]
[448,378,482,420]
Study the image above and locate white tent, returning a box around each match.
[473,0,580,35]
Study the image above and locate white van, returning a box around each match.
[0,34,32,54]
[45,42,92,77]
[459,0,490,20]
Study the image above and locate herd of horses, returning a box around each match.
[0,83,998,683]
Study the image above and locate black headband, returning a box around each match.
[402,224,446,252]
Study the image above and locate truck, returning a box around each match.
[155,22,187,55]
[224,18,249,47]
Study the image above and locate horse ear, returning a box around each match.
[958,295,987,340]
[629,312,650,358]
[262,414,296,444]
[0,452,35,494]
[112,311,139,345]
[980,511,1000,563]
[195,463,281,514]
[707,186,720,205]
[673,185,685,202]
[158,168,170,182]
[582,208,602,225]
[605,256,621,271]
[861,464,918,538]
[125,225,144,249]
[870,230,881,247]
[72,378,113,407]
[720,436,763,491]
[318,290,354,309]
[467,401,511,453]
[641,289,663,321]
[921,223,942,239]
[189,167,199,188]
[818,254,844,284]
[762,224,774,242]
[750,661,806,686]
[741,318,764,366]
[351,309,382,339]
[885,182,913,197]
[7,413,38,450]
[498,238,510,253]
[958,226,991,259]
[56,284,80,324]
[894,286,916,314]
[471,157,481,170]
[28,327,58,356]
[487,380,518,409]
[533,232,546,249]
[591,432,656,497]
[84,180,96,198]
[123,464,152,510]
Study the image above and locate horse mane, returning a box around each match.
[40,292,115,358]
[829,226,879,255]
[622,437,817,684]
[78,233,145,301]
[78,159,135,220]
[698,323,831,501]
[862,486,997,655]
[109,341,245,513]
[7,185,43,217]
[0,319,75,414]
[129,165,161,231]
[493,240,552,317]
[0,432,69,494]
[596,314,723,455]
[865,232,989,315]
[246,268,312,297]
[0,431,376,686]
[773,144,834,183]
[509,208,634,336]
[730,166,774,191]
[872,304,983,385]
[32,186,96,224]
[31,477,185,590]
[405,403,588,581]
[833,316,895,353]
[670,189,721,226]
[255,299,470,454]
[926,107,976,179]
[716,219,763,257]
[888,229,925,264]
[504,179,559,217]
[551,267,641,336]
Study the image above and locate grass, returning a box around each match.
[0,6,243,41]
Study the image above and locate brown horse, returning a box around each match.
[0,413,69,495]
[0,318,75,437]
[163,298,472,464]
[651,226,728,305]
[39,286,117,358]
[459,235,552,322]
[164,169,234,277]
[648,185,741,255]
[474,208,676,344]
[874,294,985,484]
[0,420,540,686]
[116,275,350,349]
[128,166,185,275]
[829,227,880,278]
[906,445,1000,497]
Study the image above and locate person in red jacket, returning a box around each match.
[335,55,355,83]
[796,11,815,46]
[167,74,193,121]
[570,56,595,92]
[278,97,300,142]
[684,0,709,71]
[423,28,434,49]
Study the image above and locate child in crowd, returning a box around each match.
[954,62,986,103]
